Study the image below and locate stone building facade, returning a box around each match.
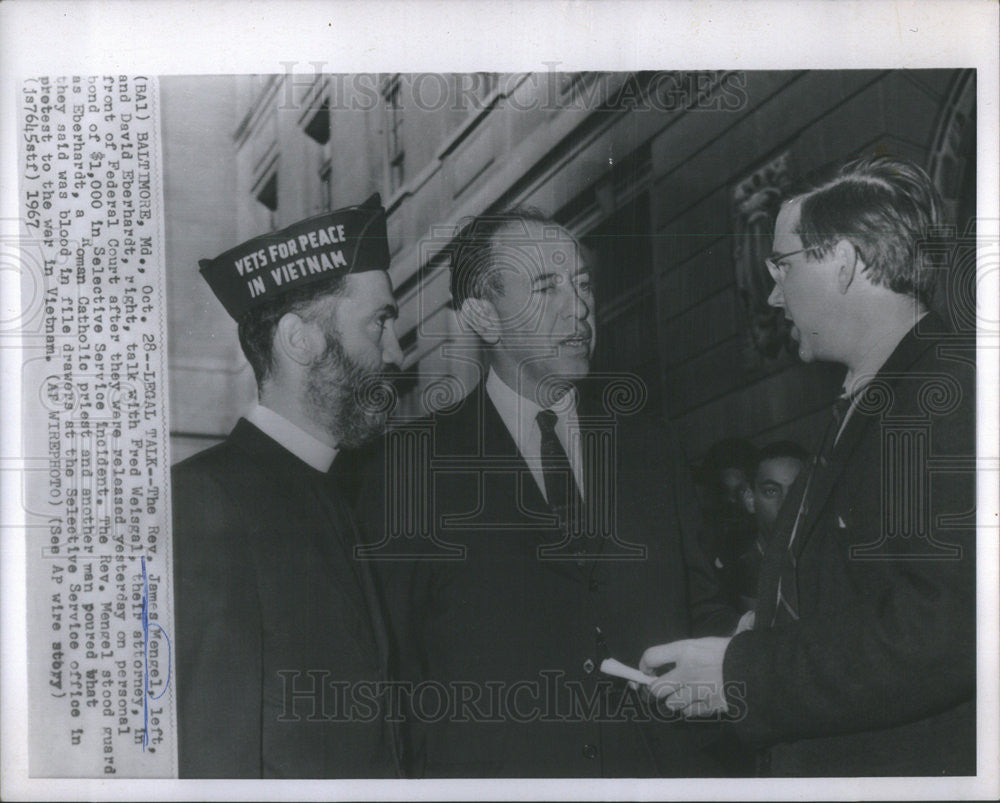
[163,69,976,464]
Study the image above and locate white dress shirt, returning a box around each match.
[484,369,585,502]
[245,404,339,472]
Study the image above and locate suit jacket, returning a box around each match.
[724,314,976,775]
[357,378,739,777]
[171,419,401,778]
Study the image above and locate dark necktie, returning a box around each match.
[536,408,584,526]
[772,394,854,625]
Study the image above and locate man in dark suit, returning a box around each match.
[172,195,405,777]
[641,156,976,776]
[358,210,738,777]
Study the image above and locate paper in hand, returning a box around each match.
[600,657,652,685]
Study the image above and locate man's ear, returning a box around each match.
[741,485,755,514]
[835,239,860,294]
[458,297,502,345]
[274,312,324,367]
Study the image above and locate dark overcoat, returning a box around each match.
[172,419,401,778]
[358,378,739,777]
[725,315,977,775]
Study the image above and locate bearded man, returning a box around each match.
[171,194,405,778]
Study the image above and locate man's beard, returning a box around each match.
[304,334,395,449]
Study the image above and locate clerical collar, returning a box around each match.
[245,404,338,472]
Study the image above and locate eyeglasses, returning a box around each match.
[765,246,818,282]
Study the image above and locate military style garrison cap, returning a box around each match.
[199,193,390,320]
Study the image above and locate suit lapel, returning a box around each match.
[321,465,403,775]
[312,472,384,653]
[476,384,551,514]
[574,406,611,562]
[788,315,945,560]
[325,470,392,670]
[472,384,590,578]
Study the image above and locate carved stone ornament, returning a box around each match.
[732,152,795,364]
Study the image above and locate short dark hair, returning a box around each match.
[449,206,558,309]
[793,155,944,306]
[237,274,347,392]
[755,440,809,474]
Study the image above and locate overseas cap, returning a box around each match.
[199,193,390,320]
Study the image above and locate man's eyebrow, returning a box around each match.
[376,303,399,318]
[530,268,591,285]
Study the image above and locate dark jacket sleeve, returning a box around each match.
[724,552,975,746]
[723,367,976,746]
[172,463,263,778]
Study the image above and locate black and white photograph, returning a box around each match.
[2,1,998,800]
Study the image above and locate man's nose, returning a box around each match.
[767,281,785,309]
[566,282,591,320]
[382,323,404,368]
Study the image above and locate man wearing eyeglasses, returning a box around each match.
[638,155,976,776]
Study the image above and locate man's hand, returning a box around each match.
[639,637,732,717]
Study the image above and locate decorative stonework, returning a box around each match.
[928,69,976,227]
[926,69,977,332]
[732,151,795,366]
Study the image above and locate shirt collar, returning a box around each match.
[835,310,931,443]
[485,368,577,442]
[843,309,930,398]
[245,403,339,472]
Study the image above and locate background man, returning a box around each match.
[640,156,976,776]
[172,195,405,777]
[695,437,760,607]
[733,440,808,611]
[359,209,738,777]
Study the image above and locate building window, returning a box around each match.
[256,171,278,230]
[304,100,330,145]
[303,98,332,213]
[384,77,405,193]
